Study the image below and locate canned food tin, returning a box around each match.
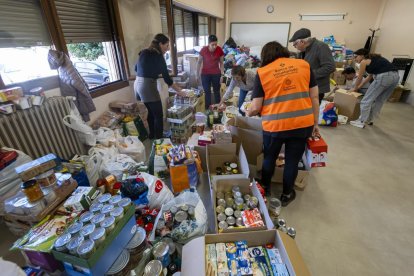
[230,163,238,169]
[216,191,224,199]
[54,233,71,252]
[287,227,296,239]
[225,207,234,216]
[236,217,244,227]
[188,206,195,219]
[234,210,242,218]
[36,170,57,188]
[101,204,115,216]
[169,206,178,214]
[118,197,131,211]
[232,169,239,174]
[110,207,124,222]
[80,223,95,238]
[67,221,83,236]
[269,198,282,218]
[180,205,189,212]
[248,197,259,208]
[106,249,130,276]
[243,194,251,201]
[162,237,176,255]
[174,211,188,223]
[217,198,226,207]
[218,221,228,230]
[226,216,236,225]
[216,205,225,214]
[235,198,244,210]
[217,213,227,222]
[144,260,163,276]
[232,186,240,194]
[97,193,111,204]
[153,241,170,267]
[276,218,286,229]
[77,240,95,259]
[89,202,103,214]
[66,235,84,255]
[233,191,242,199]
[126,227,146,254]
[225,166,232,173]
[80,211,94,224]
[91,213,106,226]
[109,195,122,205]
[101,216,116,233]
[90,227,106,246]
[224,191,233,199]
[226,198,234,207]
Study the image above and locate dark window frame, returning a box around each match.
[0,0,130,98]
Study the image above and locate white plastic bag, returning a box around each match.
[63,114,96,146]
[140,172,174,209]
[94,127,116,147]
[100,154,137,180]
[221,105,239,125]
[72,153,102,187]
[117,136,146,163]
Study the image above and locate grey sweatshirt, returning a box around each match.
[299,38,335,94]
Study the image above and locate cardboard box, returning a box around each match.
[195,93,205,112]
[335,61,346,68]
[212,178,273,234]
[306,137,328,168]
[53,206,136,276]
[388,85,404,103]
[331,68,346,85]
[0,87,23,103]
[181,229,311,276]
[206,143,249,185]
[333,89,363,120]
[183,54,199,88]
[63,186,98,212]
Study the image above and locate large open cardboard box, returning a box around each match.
[212,178,273,234]
[333,89,363,120]
[181,229,311,276]
[206,143,249,185]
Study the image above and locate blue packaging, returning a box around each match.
[266,248,285,275]
[248,246,272,276]
[225,243,240,276]
[235,241,253,276]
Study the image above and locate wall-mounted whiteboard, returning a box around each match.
[230,22,291,48]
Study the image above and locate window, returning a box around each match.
[0,0,57,86]
[0,0,128,97]
[198,15,208,47]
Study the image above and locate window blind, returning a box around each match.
[210,17,217,35]
[173,8,183,38]
[54,0,112,43]
[159,0,169,35]
[198,15,208,36]
[0,0,51,48]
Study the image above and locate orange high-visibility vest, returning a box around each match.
[257,58,314,132]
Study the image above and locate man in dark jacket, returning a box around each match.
[290,28,335,103]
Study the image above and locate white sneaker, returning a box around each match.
[350,120,365,128]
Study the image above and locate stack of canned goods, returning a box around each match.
[275,218,296,239]
[53,193,132,258]
[155,204,196,237]
[216,186,259,231]
[216,161,240,175]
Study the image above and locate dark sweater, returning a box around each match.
[135,49,173,86]
[366,56,397,75]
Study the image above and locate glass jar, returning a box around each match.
[101,204,115,216]
[109,195,122,205]
[97,193,111,204]
[54,233,71,252]
[80,223,96,238]
[110,207,124,223]
[80,211,94,224]
[91,213,106,227]
[66,235,84,255]
[21,179,44,203]
[118,198,131,211]
[101,216,116,233]
[77,240,95,259]
[89,202,103,214]
[67,221,83,236]
[90,227,106,247]
[36,170,57,188]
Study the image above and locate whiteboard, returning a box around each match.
[230,22,291,48]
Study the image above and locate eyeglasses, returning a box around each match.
[292,40,302,47]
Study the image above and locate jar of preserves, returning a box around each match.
[21,179,43,203]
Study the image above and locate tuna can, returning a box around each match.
[224,191,233,200]
[91,213,106,227]
[80,223,95,238]
[80,211,94,224]
[101,204,115,216]
[97,193,111,204]
[118,197,131,211]
[101,216,116,233]
[224,162,230,167]
[90,227,106,247]
[89,202,103,214]
[233,191,242,199]
[287,227,296,239]
[54,233,71,252]
[248,197,259,208]
[236,217,244,227]
[226,197,234,207]
[77,240,95,259]
[218,221,228,230]
[226,216,236,226]
[234,210,242,218]
[216,205,225,214]
[67,221,83,236]
[217,198,226,207]
[109,194,122,205]
[235,198,244,210]
[216,191,224,199]
[152,241,170,267]
[66,235,84,255]
[106,249,130,276]
[217,213,227,222]
[144,260,163,276]
[174,211,188,223]
[224,207,234,216]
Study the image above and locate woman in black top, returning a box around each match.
[350,48,399,128]
[134,34,184,139]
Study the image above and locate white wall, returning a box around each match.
[175,0,224,18]
[374,0,414,105]
[227,0,382,52]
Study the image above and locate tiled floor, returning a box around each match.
[1,102,414,275]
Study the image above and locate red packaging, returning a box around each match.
[241,208,264,228]
[306,136,328,168]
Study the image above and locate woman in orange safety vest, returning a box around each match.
[246,41,320,206]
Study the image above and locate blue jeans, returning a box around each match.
[238,89,248,116]
[261,135,307,195]
[201,74,221,109]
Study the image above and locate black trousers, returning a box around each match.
[261,135,307,195]
[319,93,324,104]
[144,101,163,139]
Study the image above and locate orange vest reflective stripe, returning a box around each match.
[257,58,314,132]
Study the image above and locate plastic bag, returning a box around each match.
[221,105,239,125]
[94,127,116,147]
[100,154,138,180]
[148,139,173,179]
[91,111,124,130]
[117,136,146,163]
[63,114,96,146]
[318,100,338,127]
[152,190,207,244]
[121,176,149,206]
[71,153,102,187]
[140,172,174,209]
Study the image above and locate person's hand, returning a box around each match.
[218,102,227,111]
[312,125,321,138]
[333,85,339,92]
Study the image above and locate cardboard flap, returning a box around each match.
[279,231,312,276]
[181,236,205,276]
[238,145,250,178]
[207,143,237,155]
[336,89,363,98]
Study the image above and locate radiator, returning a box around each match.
[0,97,86,160]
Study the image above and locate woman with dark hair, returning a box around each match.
[196,34,225,109]
[246,41,320,206]
[217,65,257,116]
[350,48,399,128]
[134,33,184,139]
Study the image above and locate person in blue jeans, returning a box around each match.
[350,48,399,128]
[196,35,225,109]
[216,66,257,116]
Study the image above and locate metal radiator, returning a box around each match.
[0,97,86,160]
